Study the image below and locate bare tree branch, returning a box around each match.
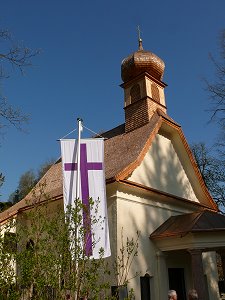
[191,143,225,211]
[0,29,40,78]
[205,30,225,128]
[0,28,40,135]
[0,97,29,131]
[0,27,40,193]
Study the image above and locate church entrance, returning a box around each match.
[168,268,186,300]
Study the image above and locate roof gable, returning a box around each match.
[129,133,199,202]
[113,110,217,210]
[0,110,217,223]
[104,111,162,180]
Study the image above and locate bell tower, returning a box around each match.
[121,38,167,133]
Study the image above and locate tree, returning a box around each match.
[0,188,139,299]
[0,173,4,190]
[37,158,55,182]
[191,143,225,210]
[0,28,40,133]
[205,29,225,156]
[0,172,6,203]
[0,194,108,299]
[0,173,13,212]
[17,170,36,201]
[0,201,12,212]
[0,27,40,196]
[8,159,55,204]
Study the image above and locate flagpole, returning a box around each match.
[76,117,82,200]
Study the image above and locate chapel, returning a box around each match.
[1,38,225,300]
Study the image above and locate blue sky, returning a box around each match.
[0,0,224,201]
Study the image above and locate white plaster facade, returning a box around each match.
[106,127,222,300]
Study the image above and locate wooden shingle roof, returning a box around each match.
[0,109,217,222]
[150,210,225,239]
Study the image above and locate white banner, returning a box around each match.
[60,138,111,258]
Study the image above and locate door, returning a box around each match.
[140,276,151,300]
[168,268,186,300]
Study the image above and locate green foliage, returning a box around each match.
[0,202,13,212]
[17,170,36,201]
[0,220,18,299]
[16,199,107,299]
[8,159,55,203]
[0,186,139,299]
[114,228,140,287]
[36,159,55,182]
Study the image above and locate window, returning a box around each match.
[130,84,141,103]
[140,275,151,299]
[151,84,160,103]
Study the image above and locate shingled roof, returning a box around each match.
[0,109,217,222]
[150,210,225,239]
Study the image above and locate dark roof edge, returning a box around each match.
[0,194,63,224]
[112,179,216,210]
[99,124,125,139]
[156,108,181,128]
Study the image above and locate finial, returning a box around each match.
[137,25,143,50]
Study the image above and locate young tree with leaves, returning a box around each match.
[0,185,139,300]
[8,159,55,204]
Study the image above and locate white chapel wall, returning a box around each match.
[129,133,199,202]
[114,186,195,300]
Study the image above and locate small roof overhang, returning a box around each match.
[150,210,225,252]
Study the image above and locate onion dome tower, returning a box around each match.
[121,37,167,133]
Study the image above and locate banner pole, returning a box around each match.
[76,117,82,200]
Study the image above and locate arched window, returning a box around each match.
[151,84,160,103]
[130,84,141,103]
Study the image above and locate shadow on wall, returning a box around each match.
[118,133,201,297]
[138,134,197,201]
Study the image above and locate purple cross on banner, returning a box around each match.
[64,143,103,256]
